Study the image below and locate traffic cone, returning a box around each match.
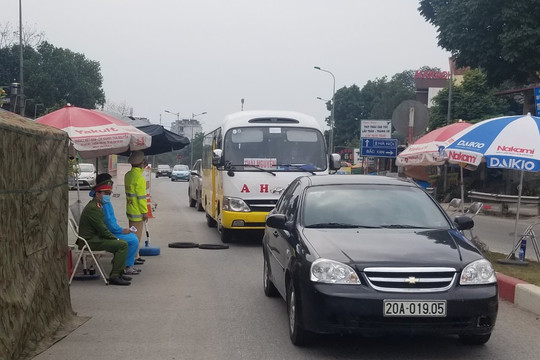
[146,193,155,218]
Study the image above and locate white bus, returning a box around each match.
[202,110,340,243]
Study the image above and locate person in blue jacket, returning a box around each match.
[91,173,141,276]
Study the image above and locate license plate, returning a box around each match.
[383,300,446,317]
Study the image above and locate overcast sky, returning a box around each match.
[3,0,450,132]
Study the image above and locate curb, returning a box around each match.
[497,273,540,316]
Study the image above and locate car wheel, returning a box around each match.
[196,196,204,212]
[206,213,217,228]
[188,188,196,207]
[171,178,174,182]
[156,174,159,178]
[459,333,491,345]
[287,280,311,346]
[263,251,279,297]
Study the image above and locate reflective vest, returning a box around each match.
[125,167,147,221]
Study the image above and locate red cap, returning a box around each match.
[94,184,112,192]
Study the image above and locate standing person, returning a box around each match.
[78,181,131,286]
[91,173,142,275]
[125,150,148,263]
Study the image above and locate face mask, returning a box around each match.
[101,195,111,204]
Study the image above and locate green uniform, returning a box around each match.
[79,198,128,278]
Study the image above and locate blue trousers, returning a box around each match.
[116,233,138,267]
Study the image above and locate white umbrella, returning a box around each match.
[36,104,152,210]
[397,121,473,210]
[36,104,151,158]
[445,113,540,254]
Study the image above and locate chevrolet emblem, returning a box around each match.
[405,276,419,284]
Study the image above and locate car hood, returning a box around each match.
[172,171,189,174]
[302,228,482,268]
[79,171,95,178]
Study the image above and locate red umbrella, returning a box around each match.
[396,121,472,166]
[36,104,151,159]
[396,121,474,212]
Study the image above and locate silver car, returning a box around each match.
[188,159,203,211]
[69,163,96,189]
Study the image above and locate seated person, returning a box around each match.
[91,173,142,276]
[78,180,131,286]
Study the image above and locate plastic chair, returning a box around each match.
[68,217,109,285]
[465,202,483,218]
[463,202,487,252]
[446,198,462,214]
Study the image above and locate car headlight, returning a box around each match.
[460,259,497,285]
[222,197,250,212]
[310,258,360,284]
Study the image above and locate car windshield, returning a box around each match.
[173,165,189,171]
[158,165,170,170]
[302,184,450,229]
[223,126,326,171]
[79,164,94,172]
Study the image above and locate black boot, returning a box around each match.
[109,276,131,286]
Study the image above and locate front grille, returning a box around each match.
[363,267,457,293]
[245,199,277,213]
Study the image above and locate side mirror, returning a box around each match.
[212,149,223,167]
[329,153,341,170]
[454,216,474,231]
[266,214,294,232]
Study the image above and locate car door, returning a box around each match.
[193,159,202,200]
[266,179,303,293]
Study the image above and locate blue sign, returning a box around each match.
[535,87,540,116]
[360,138,398,158]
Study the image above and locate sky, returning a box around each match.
[3,0,450,133]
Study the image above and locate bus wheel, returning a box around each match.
[206,213,217,228]
[220,226,233,243]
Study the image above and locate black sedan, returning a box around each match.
[262,175,498,346]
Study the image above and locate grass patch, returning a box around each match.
[484,251,540,286]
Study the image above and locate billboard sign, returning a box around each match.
[361,120,392,139]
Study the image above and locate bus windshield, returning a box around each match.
[223,126,327,171]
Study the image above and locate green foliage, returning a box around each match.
[429,69,511,129]
[0,41,105,116]
[419,1,540,86]
[332,70,416,148]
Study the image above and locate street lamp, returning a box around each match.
[314,66,336,156]
[164,110,180,134]
[18,0,24,117]
[316,96,330,103]
[164,110,180,121]
[190,111,207,168]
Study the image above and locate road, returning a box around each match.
[34,177,540,360]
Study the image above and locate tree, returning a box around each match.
[0,40,105,115]
[103,99,134,116]
[332,70,416,148]
[0,22,45,48]
[419,1,540,86]
[429,69,511,129]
